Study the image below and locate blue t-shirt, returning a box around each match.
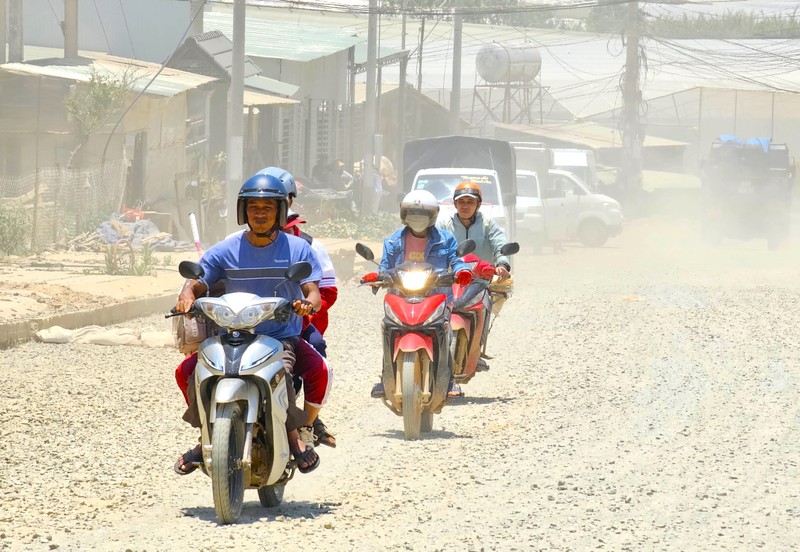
[198,232,322,339]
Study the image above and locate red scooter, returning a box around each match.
[355,241,474,440]
[450,243,519,387]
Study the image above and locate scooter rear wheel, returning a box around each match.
[258,484,285,507]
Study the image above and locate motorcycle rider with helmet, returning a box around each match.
[365,189,472,399]
[438,181,512,280]
[436,180,512,380]
[173,172,329,475]
[263,166,338,448]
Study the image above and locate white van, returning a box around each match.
[516,169,622,248]
[411,167,512,238]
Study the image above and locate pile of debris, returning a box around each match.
[66,216,190,252]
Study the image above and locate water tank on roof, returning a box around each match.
[476,43,542,83]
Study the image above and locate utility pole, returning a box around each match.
[416,17,425,92]
[226,0,245,233]
[400,0,406,50]
[621,0,642,199]
[64,0,78,59]
[450,8,463,135]
[190,0,205,36]
[361,0,378,214]
[0,0,7,64]
[8,0,22,62]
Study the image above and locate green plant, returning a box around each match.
[0,203,31,256]
[64,66,138,169]
[131,243,156,276]
[161,254,173,267]
[101,241,156,276]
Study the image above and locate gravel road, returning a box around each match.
[1,218,799,551]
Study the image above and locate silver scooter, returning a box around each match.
[172,260,311,524]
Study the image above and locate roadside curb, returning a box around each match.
[0,293,177,349]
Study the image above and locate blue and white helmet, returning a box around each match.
[260,166,297,199]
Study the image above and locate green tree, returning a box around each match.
[64,66,137,169]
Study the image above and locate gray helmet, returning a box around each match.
[261,166,297,199]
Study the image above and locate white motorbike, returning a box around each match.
[170,260,311,524]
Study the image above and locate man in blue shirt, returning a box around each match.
[174,172,326,475]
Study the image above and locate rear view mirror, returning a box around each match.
[285,261,312,282]
[355,243,375,261]
[179,260,204,280]
[456,239,476,257]
[500,242,520,256]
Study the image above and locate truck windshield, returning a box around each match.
[414,174,500,204]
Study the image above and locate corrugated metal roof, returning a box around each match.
[243,87,298,106]
[494,122,689,150]
[0,51,216,96]
[245,75,298,98]
[185,30,261,78]
[204,12,361,62]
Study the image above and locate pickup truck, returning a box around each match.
[516,168,623,249]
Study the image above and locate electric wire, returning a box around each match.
[118,0,138,59]
[92,0,113,53]
[100,0,209,165]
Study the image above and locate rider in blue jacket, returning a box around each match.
[368,189,471,398]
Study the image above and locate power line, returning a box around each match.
[118,0,138,59]
[100,0,209,165]
[92,0,112,52]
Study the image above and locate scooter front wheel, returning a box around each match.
[401,351,423,440]
[212,402,246,523]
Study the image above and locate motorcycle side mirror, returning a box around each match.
[285,261,312,283]
[500,242,520,256]
[179,260,204,280]
[456,239,476,257]
[355,242,375,262]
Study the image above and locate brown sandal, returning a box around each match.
[313,419,337,448]
[174,444,203,475]
[293,446,320,474]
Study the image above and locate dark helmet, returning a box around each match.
[260,166,297,199]
[237,172,289,227]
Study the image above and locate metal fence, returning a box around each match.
[0,160,127,250]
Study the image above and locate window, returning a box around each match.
[516,173,539,197]
[553,175,584,196]
[414,174,500,204]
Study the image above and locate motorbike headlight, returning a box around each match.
[423,301,447,325]
[238,303,276,329]
[399,270,430,292]
[199,300,277,330]
[200,302,236,327]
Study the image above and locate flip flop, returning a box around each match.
[447,382,463,398]
[313,419,337,448]
[293,446,320,474]
[174,444,203,476]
